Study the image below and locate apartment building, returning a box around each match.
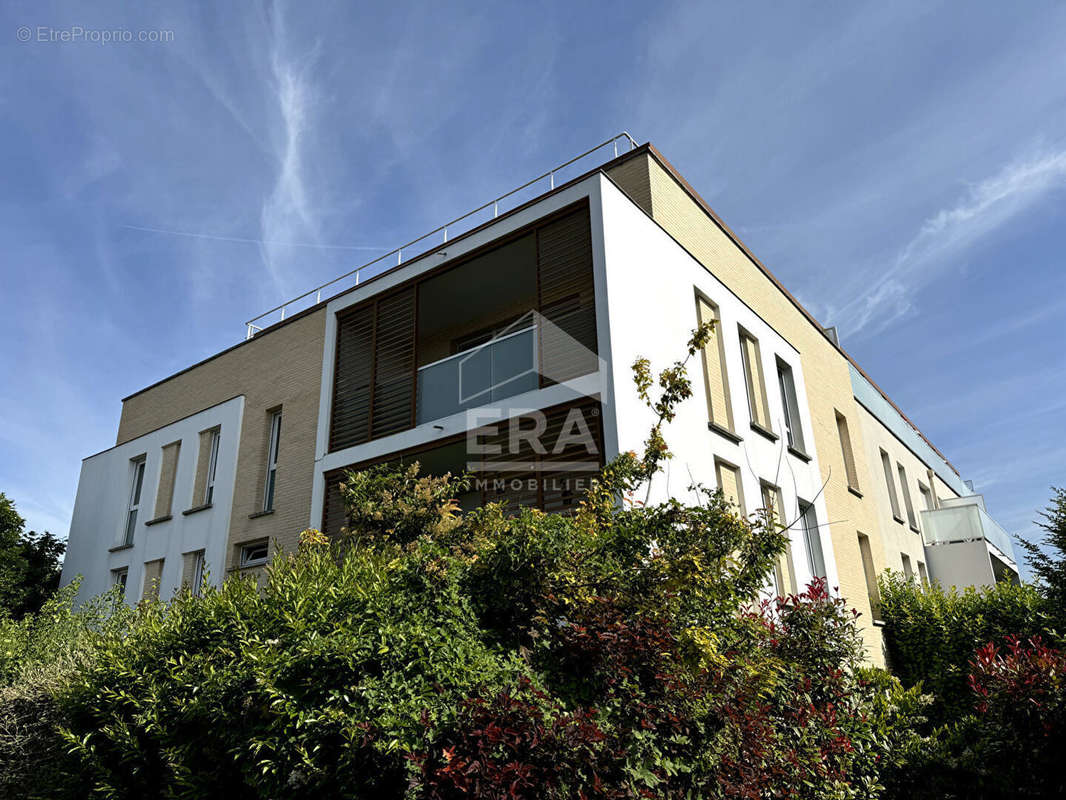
[61,136,1018,665]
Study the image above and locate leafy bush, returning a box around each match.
[878,571,1053,724]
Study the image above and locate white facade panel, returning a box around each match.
[61,396,244,605]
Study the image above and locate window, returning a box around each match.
[901,553,914,581]
[761,482,795,597]
[880,449,903,522]
[738,328,772,432]
[123,457,146,545]
[153,440,181,519]
[799,500,827,580]
[695,296,734,433]
[776,358,805,453]
[917,561,929,588]
[204,429,220,505]
[857,533,882,621]
[184,550,206,596]
[263,410,282,512]
[918,482,935,512]
[142,558,164,601]
[835,411,860,491]
[192,427,221,508]
[714,459,745,514]
[897,463,918,530]
[111,567,128,597]
[240,540,270,568]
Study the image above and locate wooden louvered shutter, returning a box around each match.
[330,305,375,450]
[371,287,416,439]
[539,401,603,515]
[321,470,348,540]
[537,207,597,386]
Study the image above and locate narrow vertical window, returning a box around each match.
[124,457,146,546]
[775,358,805,453]
[142,558,164,601]
[857,533,882,621]
[918,482,935,512]
[835,411,860,491]
[152,440,181,520]
[880,449,903,521]
[738,328,772,432]
[111,567,128,597]
[901,553,914,581]
[184,550,206,596]
[204,429,220,505]
[761,482,795,596]
[714,459,745,515]
[799,500,826,580]
[917,561,929,588]
[897,463,918,530]
[264,410,282,512]
[695,295,734,433]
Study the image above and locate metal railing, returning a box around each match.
[244,132,639,339]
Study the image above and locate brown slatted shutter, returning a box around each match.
[539,400,603,515]
[321,470,348,540]
[330,305,375,451]
[537,207,597,386]
[371,287,417,439]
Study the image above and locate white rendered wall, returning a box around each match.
[61,396,244,605]
[595,175,839,597]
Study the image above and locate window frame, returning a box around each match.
[775,357,805,454]
[738,327,773,434]
[695,293,735,435]
[880,448,904,522]
[263,410,282,512]
[240,540,270,568]
[799,500,827,580]
[203,428,220,505]
[897,462,919,531]
[714,458,746,515]
[835,411,861,493]
[111,567,128,597]
[190,550,206,596]
[123,456,146,546]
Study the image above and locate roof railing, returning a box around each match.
[244,132,638,339]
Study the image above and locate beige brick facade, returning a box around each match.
[608,151,889,664]
[117,309,327,572]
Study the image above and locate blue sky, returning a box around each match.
[2,1,1064,572]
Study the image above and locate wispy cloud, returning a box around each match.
[836,147,1066,336]
[259,2,320,294]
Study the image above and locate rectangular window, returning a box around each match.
[183,550,206,596]
[835,411,860,492]
[901,553,914,581]
[142,558,164,601]
[263,410,282,512]
[714,459,746,515]
[799,500,827,580]
[897,463,918,530]
[111,567,128,597]
[918,482,935,512]
[917,560,929,588]
[880,449,903,522]
[738,328,772,432]
[123,457,146,546]
[153,440,181,519]
[761,482,795,597]
[857,533,882,621]
[204,429,220,505]
[240,540,270,568]
[192,427,221,508]
[776,358,805,453]
[696,296,734,433]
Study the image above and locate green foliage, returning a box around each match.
[1020,486,1066,620]
[878,570,1053,724]
[0,491,66,618]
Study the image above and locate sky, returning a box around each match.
[1,1,1064,575]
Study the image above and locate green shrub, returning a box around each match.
[878,571,1053,724]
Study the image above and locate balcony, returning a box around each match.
[416,325,539,424]
[920,495,1020,587]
